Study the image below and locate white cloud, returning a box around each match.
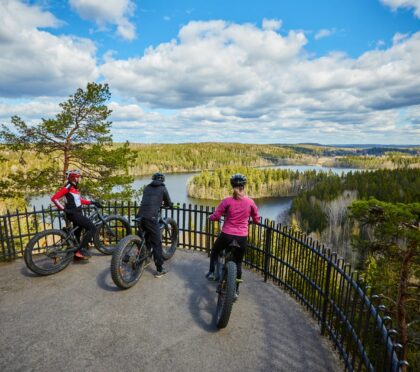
[392,32,410,44]
[2,0,61,29]
[69,0,136,40]
[0,0,98,97]
[101,20,307,109]
[0,99,61,124]
[100,22,420,143]
[315,28,336,40]
[375,39,386,48]
[262,18,282,31]
[1,11,419,144]
[380,0,420,18]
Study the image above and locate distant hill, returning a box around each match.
[272,143,420,156]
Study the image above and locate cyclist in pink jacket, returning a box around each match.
[206,174,260,296]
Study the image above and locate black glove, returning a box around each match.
[91,200,103,208]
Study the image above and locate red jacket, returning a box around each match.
[51,182,91,211]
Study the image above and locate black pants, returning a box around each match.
[140,217,164,269]
[209,232,247,280]
[66,209,96,250]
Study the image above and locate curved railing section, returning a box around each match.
[0,202,406,371]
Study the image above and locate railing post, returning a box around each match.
[264,226,272,282]
[321,258,332,336]
[0,218,5,260]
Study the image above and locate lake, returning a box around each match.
[31,165,361,223]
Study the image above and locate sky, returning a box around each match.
[0,0,420,145]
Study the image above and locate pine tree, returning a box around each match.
[350,199,420,369]
[0,83,137,201]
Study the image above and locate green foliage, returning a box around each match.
[350,199,420,246]
[188,166,327,200]
[291,195,328,232]
[350,199,420,368]
[283,144,420,158]
[0,83,136,201]
[291,168,420,233]
[333,154,420,169]
[128,142,296,175]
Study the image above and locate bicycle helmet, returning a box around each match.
[66,169,81,182]
[152,172,165,182]
[230,173,247,187]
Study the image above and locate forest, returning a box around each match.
[128,143,295,175]
[187,166,328,199]
[2,143,418,209]
[290,168,420,235]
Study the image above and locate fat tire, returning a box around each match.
[161,217,178,260]
[216,261,237,329]
[111,235,145,289]
[94,215,131,255]
[24,229,73,276]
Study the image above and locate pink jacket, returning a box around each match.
[209,196,260,237]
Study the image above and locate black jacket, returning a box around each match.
[136,180,172,219]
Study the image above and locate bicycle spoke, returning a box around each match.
[96,216,130,254]
[28,231,73,272]
[118,242,144,283]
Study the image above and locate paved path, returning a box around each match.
[0,250,340,372]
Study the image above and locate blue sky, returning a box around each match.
[47,0,420,58]
[1,0,420,144]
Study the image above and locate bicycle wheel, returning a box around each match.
[215,261,237,329]
[111,235,148,289]
[24,229,74,276]
[161,217,178,260]
[94,215,131,255]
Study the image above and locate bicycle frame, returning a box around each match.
[134,215,171,246]
[55,206,108,250]
[216,244,237,280]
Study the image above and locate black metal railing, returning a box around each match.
[0,202,406,371]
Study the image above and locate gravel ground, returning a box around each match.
[0,249,341,372]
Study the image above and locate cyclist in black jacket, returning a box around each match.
[136,173,173,277]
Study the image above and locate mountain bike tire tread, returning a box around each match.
[111,234,145,289]
[24,229,73,276]
[216,261,237,329]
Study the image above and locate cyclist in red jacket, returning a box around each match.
[51,170,100,260]
[206,174,260,297]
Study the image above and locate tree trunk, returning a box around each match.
[63,147,69,183]
[396,243,415,370]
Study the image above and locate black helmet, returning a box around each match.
[230,173,247,187]
[152,172,165,182]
